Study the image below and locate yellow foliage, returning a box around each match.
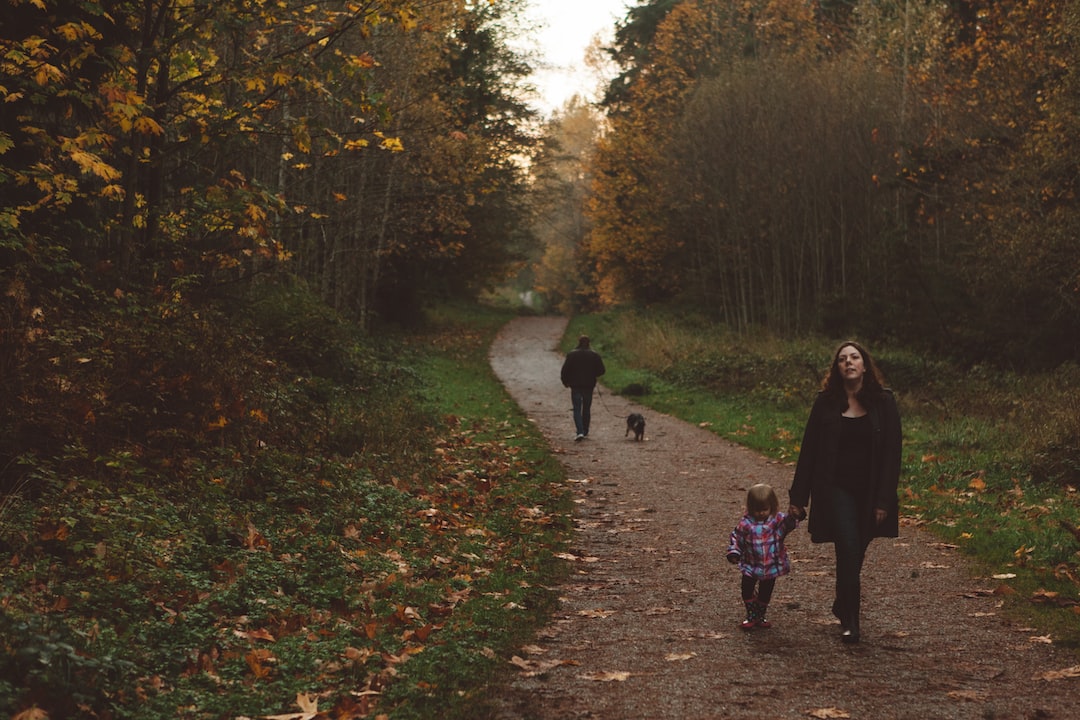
[68,150,122,181]
[380,136,404,152]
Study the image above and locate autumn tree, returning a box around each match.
[582,0,1079,361]
[531,97,603,312]
[0,0,540,480]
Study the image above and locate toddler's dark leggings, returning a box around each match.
[741,574,776,604]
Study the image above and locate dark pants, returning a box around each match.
[830,486,870,626]
[571,386,593,436]
[741,574,776,604]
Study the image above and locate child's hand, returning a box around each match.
[726,553,739,564]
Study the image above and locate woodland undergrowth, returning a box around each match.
[568,308,1080,649]
[0,286,569,720]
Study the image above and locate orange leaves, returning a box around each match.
[245,648,276,679]
[11,708,50,720]
[806,709,850,719]
[245,522,271,551]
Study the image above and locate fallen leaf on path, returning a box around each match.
[577,609,616,618]
[1029,634,1053,644]
[1036,665,1080,681]
[806,708,850,719]
[579,670,631,682]
[664,652,697,661]
[991,573,1016,579]
[948,690,988,701]
[509,655,578,676]
[644,606,678,615]
[962,589,996,598]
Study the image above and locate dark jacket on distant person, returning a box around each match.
[561,347,605,389]
[789,389,902,544]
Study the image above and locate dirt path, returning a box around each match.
[486,315,1077,720]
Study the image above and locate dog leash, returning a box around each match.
[594,384,628,420]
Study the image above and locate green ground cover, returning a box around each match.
[0,298,570,720]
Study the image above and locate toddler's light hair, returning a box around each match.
[746,483,779,516]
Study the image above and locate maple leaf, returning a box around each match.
[262,692,320,720]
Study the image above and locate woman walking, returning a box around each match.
[788,341,902,643]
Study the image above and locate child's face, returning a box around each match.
[752,507,771,521]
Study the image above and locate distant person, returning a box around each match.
[560,335,605,441]
[726,483,801,630]
[788,341,902,643]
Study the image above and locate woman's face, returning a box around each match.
[835,345,866,384]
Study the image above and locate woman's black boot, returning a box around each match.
[841,591,860,643]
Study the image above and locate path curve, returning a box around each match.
[487,316,1076,720]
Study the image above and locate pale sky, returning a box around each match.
[520,0,630,115]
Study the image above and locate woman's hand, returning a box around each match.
[788,504,806,521]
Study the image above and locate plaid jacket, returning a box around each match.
[727,512,798,580]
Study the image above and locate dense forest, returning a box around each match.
[2,0,541,511]
[537,0,1080,366]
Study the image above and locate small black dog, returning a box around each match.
[625,413,646,441]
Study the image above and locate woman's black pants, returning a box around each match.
[830,486,870,629]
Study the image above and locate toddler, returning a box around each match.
[727,483,802,629]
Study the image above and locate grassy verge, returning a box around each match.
[0,293,570,719]
[566,308,1080,649]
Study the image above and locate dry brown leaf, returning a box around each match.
[948,690,988,701]
[579,670,631,682]
[644,606,678,615]
[577,609,616,618]
[12,708,50,720]
[262,691,319,720]
[1036,665,1080,681]
[806,708,850,719]
[509,655,578,677]
[664,652,697,662]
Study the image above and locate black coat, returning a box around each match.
[560,348,605,389]
[789,390,902,544]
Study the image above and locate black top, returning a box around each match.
[789,390,903,543]
[834,414,873,497]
